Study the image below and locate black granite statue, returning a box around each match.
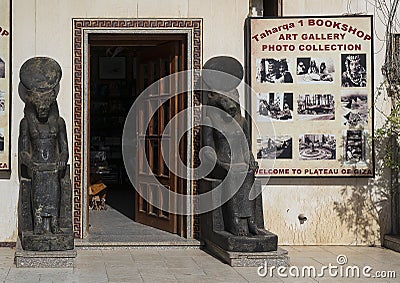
[203,88,265,236]
[18,57,74,251]
[200,56,277,253]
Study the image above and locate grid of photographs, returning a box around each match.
[0,58,5,153]
[253,52,370,172]
[0,0,11,170]
[0,58,6,154]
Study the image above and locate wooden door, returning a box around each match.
[135,41,185,233]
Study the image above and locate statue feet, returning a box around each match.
[50,217,63,234]
[248,217,268,235]
[33,225,46,235]
[33,216,46,235]
[33,216,63,234]
[226,217,249,236]
[226,216,268,236]
[226,217,268,236]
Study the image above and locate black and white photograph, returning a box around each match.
[343,130,368,164]
[296,57,335,83]
[0,128,4,151]
[256,136,292,159]
[0,58,4,78]
[297,93,335,120]
[257,92,293,121]
[341,54,367,87]
[0,91,5,114]
[299,134,336,160]
[256,58,293,83]
[341,90,368,127]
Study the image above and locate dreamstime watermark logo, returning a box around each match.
[257,255,396,279]
[122,69,276,216]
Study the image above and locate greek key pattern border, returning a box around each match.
[73,19,202,238]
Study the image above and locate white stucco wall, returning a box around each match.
[1,0,396,245]
[260,0,395,245]
[2,0,249,242]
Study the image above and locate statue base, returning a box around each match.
[15,237,76,268]
[21,230,74,252]
[205,239,289,267]
[199,178,285,265]
[212,230,277,252]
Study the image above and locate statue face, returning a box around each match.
[29,90,57,121]
[207,91,238,118]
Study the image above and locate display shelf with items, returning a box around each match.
[90,86,134,184]
[89,47,137,186]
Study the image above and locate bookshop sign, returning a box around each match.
[0,0,10,170]
[246,16,374,177]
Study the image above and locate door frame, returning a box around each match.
[72,19,203,239]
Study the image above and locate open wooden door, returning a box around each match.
[135,41,185,234]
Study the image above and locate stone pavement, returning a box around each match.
[1,245,400,282]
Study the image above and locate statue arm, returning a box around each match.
[57,117,69,171]
[19,118,32,165]
[243,119,258,171]
[203,116,230,171]
[202,116,216,158]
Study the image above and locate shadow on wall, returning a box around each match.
[333,137,392,246]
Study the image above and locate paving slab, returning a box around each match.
[175,274,220,283]
[6,267,41,282]
[167,266,207,275]
[164,257,200,269]
[0,267,10,282]
[1,245,400,282]
[234,266,285,283]
[38,269,74,282]
[140,271,177,282]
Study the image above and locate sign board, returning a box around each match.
[0,0,10,170]
[246,16,373,177]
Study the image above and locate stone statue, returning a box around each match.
[203,88,265,236]
[200,57,277,254]
[18,57,73,251]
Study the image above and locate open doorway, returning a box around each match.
[87,34,187,240]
